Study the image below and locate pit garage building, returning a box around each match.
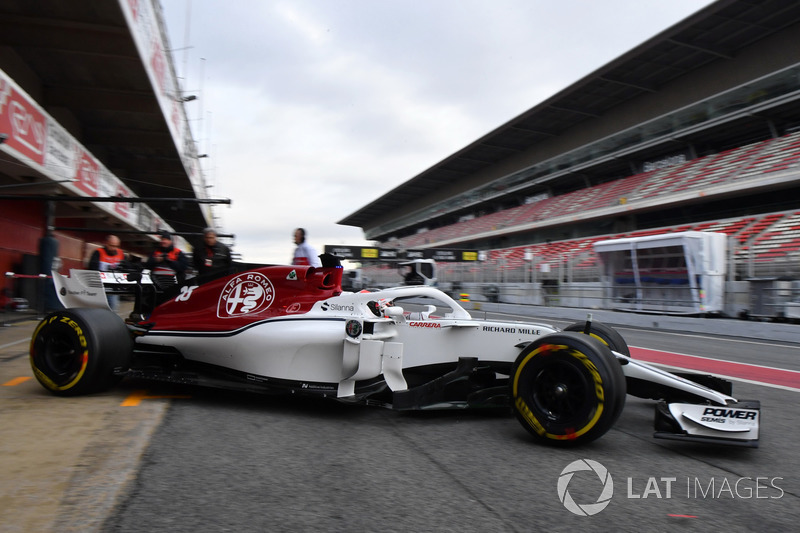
[0,1,225,310]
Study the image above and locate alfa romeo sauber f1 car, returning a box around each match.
[30,260,760,447]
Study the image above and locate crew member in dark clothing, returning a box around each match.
[145,231,188,284]
[193,227,232,276]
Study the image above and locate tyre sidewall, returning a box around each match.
[510,332,626,446]
[563,320,630,357]
[30,308,131,396]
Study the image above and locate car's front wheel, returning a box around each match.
[510,332,626,446]
[563,319,630,357]
[30,308,132,396]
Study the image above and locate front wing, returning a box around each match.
[654,400,760,447]
[619,354,760,447]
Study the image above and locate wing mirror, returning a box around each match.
[383,306,404,318]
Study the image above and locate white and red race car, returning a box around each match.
[30,259,760,447]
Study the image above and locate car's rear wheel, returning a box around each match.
[563,319,630,357]
[30,308,132,396]
[510,332,626,446]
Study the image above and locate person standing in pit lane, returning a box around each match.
[145,231,189,284]
[193,227,233,277]
[291,227,321,267]
[88,234,126,272]
[87,234,126,310]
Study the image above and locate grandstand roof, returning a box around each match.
[340,0,800,231]
[0,0,208,235]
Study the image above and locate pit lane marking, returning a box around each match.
[613,326,800,350]
[630,346,800,391]
[121,389,192,406]
[2,376,31,386]
[0,337,29,350]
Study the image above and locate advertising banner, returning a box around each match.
[324,246,480,262]
[0,68,165,233]
[0,75,46,166]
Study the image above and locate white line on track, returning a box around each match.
[0,338,29,350]
[616,326,800,350]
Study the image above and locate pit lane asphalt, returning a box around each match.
[0,305,167,532]
[1,304,798,532]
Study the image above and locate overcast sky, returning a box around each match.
[161,0,715,264]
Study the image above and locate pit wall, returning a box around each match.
[442,280,786,319]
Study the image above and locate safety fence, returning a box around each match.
[431,253,800,285]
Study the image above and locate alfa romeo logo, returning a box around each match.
[217,272,275,318]
[345,320,362,338]
[557,459,613,516]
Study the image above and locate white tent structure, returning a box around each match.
[594,231,727,315]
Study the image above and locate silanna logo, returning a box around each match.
[321,302,355,312]
[217,272,275,318]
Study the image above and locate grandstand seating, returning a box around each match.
[741,213,784,239]
[369,209,800,285]
[627,156,710,201]
[736,132,800,180]
[746,211,800,261]
[389,132,800,273]
[475,209,800,276]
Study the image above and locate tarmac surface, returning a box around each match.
[1,301,798,531]
[0,304,167,532]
